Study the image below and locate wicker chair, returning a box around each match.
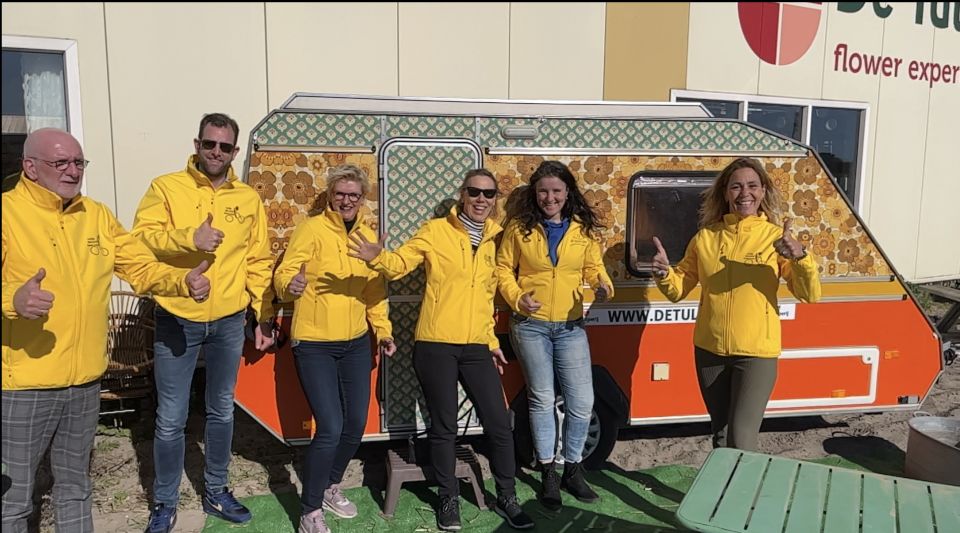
[100,291,156,415]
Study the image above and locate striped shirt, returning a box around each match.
[458,211,484,249]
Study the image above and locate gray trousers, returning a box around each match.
[1,380,100,533]
[694,347,778,452]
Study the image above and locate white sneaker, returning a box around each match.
[322,483,358,518]
[298,508,329,533]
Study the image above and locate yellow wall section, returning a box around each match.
[266,3,399,106]
[400,3,509,98]
[603,3,689,101]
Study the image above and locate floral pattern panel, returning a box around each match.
[247,152,380,260]
[486,153,889,281]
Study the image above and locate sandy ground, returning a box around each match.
[22,302,960,532]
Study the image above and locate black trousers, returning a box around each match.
[413,341,516,498]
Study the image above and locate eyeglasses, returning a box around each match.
[465,186,497,199]
[198,139,236,152]
[30,157,89,172]
[333,191,363,202]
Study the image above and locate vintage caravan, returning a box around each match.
[235,94,944,467]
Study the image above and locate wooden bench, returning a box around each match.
[676,448,960,533]
[382,442,489,517]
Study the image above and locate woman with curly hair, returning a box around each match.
[651,157,821,452]
[496,160,613,510]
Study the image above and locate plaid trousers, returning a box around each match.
[2,380,100,533]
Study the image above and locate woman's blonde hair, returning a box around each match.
[325,164,370,200]
[699,157,782,226]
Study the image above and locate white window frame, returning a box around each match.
[671,89,869,212]
[2,35,85,193]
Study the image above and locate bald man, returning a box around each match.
[1,129,209,533]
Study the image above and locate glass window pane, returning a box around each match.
[677,97,740,119]
[628,174,713,275]
[811,107,862,205]
[747,102,803,141]
[2,49,67,189]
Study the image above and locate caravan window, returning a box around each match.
[626,172,715,277]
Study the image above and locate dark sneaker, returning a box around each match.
[561,462,599,503]
[539,462,562,510]
[323,483,358,518]
[495,494,534,530]
[144,503,177,533]
[437,495,462,531]
[298,508,330,533]
[202,488,252,524]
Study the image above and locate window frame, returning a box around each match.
[2,35,85,193]
[671,89,869,212]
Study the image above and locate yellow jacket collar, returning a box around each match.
[185,155,238,188]
[722,211,768,227]
[448,205,503,241]
[322,205,367,233]
[17,173,84,212]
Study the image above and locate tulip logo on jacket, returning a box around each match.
[738,2,823,65]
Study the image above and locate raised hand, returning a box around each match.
[773,218,806,260]
[193,213,225,252]
[519,290,542,314]
[288,263,308,297]
[13,268,54,319]
[594,281,612,303]
[491,348,508,375]
[651,236,670,278]
[186,260,211,302]
[347,232,386,262]
[379,337,397,358]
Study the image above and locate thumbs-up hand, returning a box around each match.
[773,218,806,260]
[13,268,55,319]
[594,281,613,304]
[347,232,386,263]
[288,264,308,297]
[651,236,670,279]
[519,290,542,314]
[193,213,224,252]
[186,260,211,302]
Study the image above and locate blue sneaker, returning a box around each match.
[144,503,177,533]
[202,488,252,524]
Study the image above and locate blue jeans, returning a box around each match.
[152,307,245,507]
[293,334,372,513]
[509,314,593,464]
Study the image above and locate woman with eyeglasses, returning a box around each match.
[273,164,396,533]
[348,169,534,531]
[496,160,613,511]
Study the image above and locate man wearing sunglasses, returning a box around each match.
[2,129,210,533]
[132,113,276,532]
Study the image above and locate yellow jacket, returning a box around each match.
[2,178,191,390]
[132,156,274,322]
[369,208,501,350]
[656,213,821,357]
[274,209,391,342]
[496,219,613,322]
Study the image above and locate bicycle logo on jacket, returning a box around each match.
[87,236,109,256]
[224,206,251,224]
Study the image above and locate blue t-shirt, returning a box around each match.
[542,218,570,266]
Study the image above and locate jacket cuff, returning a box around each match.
[2,285,19,319]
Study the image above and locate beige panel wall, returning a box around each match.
[757,5,827,97]
[603,3,688,101]
[865,8,935,281]
[103,4,268,226]
[399,3,509,98]
[686,2,760,93]
[266,3,399,107]
[819,5,884,219]
[915,28,960,281]
[509,3,605,99]
[2,3,115,211]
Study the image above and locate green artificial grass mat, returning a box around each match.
[203,455,878,532]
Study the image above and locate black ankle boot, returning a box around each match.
[437,495,461,531]
[539,462,562,510]
[561,462,599,503]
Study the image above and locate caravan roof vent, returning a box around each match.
[501,125,539,140]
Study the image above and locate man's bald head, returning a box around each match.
[22,128,85,202]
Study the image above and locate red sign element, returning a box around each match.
[738,2,823,65]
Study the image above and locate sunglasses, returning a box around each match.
[198,139,236,152]
[465,186,497,199]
